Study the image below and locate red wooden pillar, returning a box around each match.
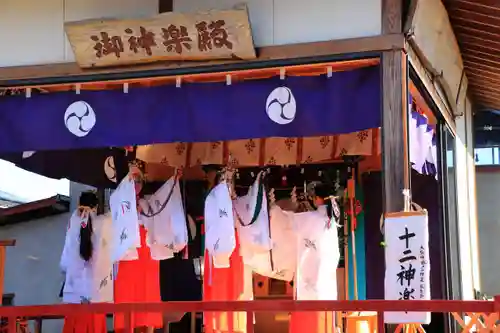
[0,240,16,304]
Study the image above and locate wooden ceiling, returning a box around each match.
[444,0,500,111]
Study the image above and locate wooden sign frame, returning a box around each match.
[65,6,256,68]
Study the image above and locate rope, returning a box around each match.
[140,176,178,218]
[234,172,265,227]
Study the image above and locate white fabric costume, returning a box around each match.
[235,198,296,281]
[60,210,81,274]
[204,181,236,268]
[136,202,175,261]
[109,176,140,263]
[147,176,188,252]
[111,175,189,262]
[60,212,114,304]
[292,203,340,300]
[266,205,297,281]
[234,174,272,269]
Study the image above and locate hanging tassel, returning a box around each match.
[347,177,356,229]
[269,188,276,206]
[291,186,297,204]
[403,188,411,212]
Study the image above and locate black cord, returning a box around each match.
[140,176,178,218]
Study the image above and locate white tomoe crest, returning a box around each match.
[64,101,97,137]
[22,151,36,159]
[266,87,297,125]
[104,156,117,183]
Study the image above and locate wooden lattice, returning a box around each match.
[452,312,500,332]
[394,323,425,333]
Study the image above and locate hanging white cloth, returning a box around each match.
[235,198,296,281]
[266,205,297,281]
[205,181,236,268]
[234,173,271,252]
[137,198,175,260]
[60,210,83,273]
[109,176,141,263]
[149,175,188,252]
[292,203,340,300]
[61,213,114,304]
[233,193,267,274]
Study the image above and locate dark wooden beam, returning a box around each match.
[0,240,16,247]
[382,0,402,33]
[459,41,500,59]
[381,50,410,212]
[453,0,500,12]
[448,8,500,35]
[467,79,500,95]
[463,53,500,68]
[381,0,407,330]
[0,34,404,88]
[473,92,500,106]
[452,25,499,43]
[381,1,408,209]
[465,68,500,82]
[464,60,500,76]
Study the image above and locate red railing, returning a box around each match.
[1,298,499,333]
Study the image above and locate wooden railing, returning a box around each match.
[1,298,499,333]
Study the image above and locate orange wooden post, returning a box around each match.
[253,274,269,297]
[495,295,500,314]
[124,311,133,333]
[494,295,500,331]
[0,246,5,302]
[6,316,16,333]
[0,240,16,305]
[246,311,254,333]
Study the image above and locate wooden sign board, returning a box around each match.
[65,6,256,68]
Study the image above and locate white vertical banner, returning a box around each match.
[384,211,431,324]
[109,177,140,263]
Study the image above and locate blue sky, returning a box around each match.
[475,147,499,165]
[0,159,69,202]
